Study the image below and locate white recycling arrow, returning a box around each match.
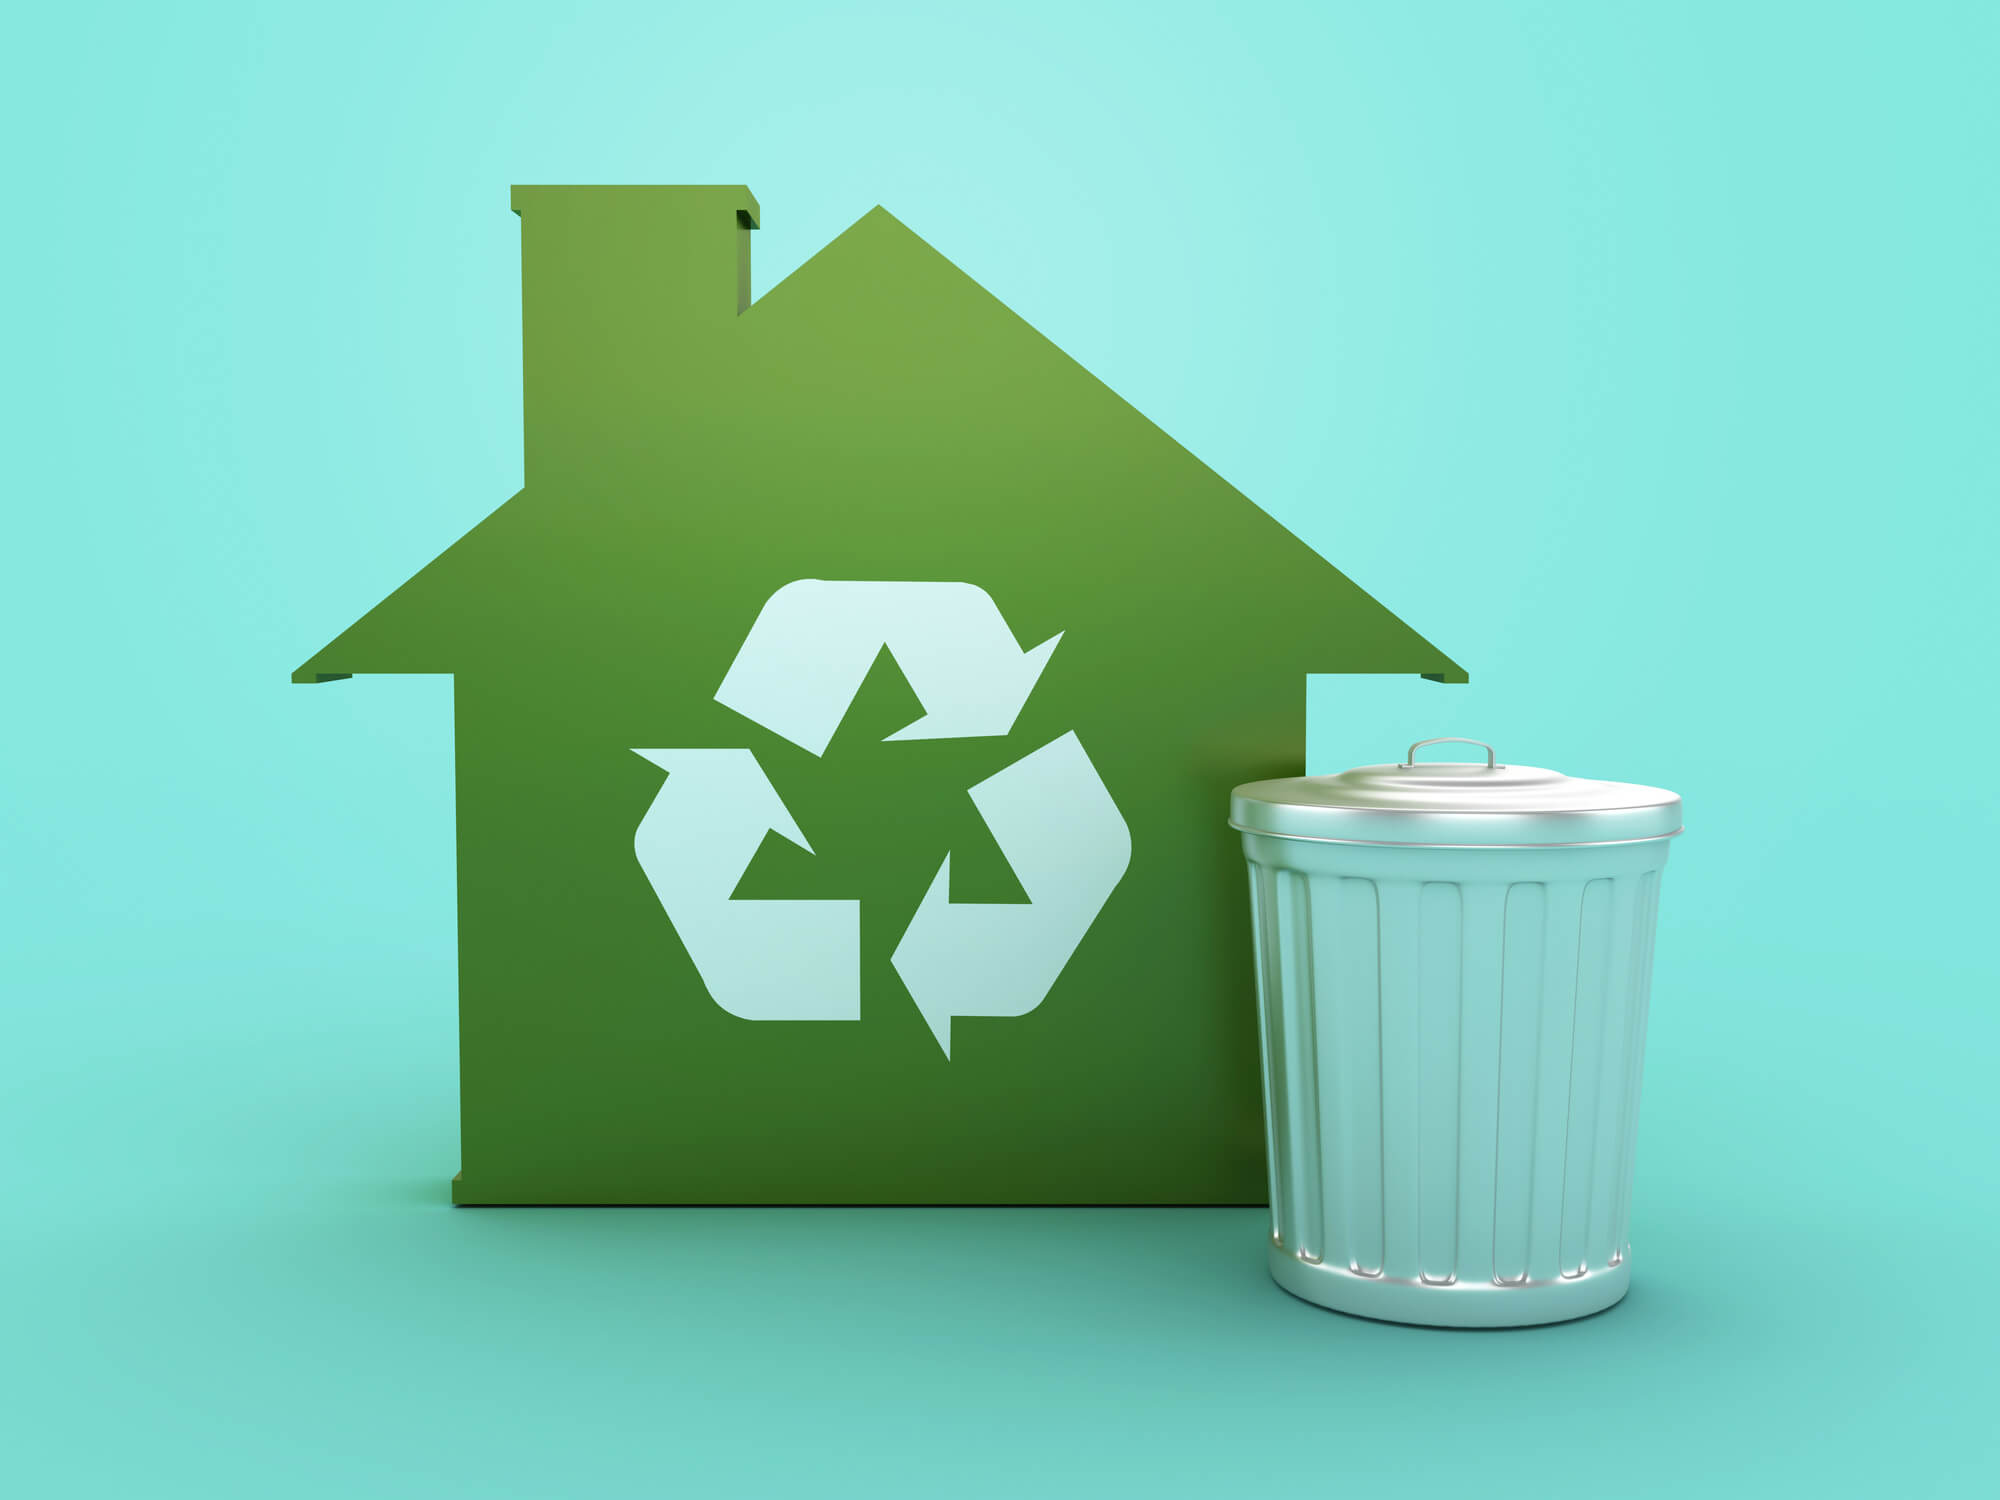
[631,748,859,1021]
[715,580,1061,756]
[891,732,1131,1057]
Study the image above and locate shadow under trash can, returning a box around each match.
[1231,739,1683,1328]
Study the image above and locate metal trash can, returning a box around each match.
[1231,738,1683,1328]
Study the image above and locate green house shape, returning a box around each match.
[297,186,1463,1205]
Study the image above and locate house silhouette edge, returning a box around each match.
[292,184,1465,690]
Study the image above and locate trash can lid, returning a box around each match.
[1230,738,1683,847]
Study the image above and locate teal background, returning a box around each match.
[4,1,1994,1493]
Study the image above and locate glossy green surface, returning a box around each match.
[295,186,1458,1205]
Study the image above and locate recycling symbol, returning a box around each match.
[632,580,1132,1057]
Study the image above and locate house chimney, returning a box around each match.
[511,185,759,482]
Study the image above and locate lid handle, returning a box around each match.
[1400,737,1503,770]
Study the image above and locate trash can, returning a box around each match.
[1231,738,1683,1328]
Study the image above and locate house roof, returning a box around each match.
[294,189,1463,687]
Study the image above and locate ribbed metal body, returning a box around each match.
[1241,834,1670,1327]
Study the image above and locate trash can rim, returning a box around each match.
[1230,754,1683,846]
[1228,819,1684,849]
